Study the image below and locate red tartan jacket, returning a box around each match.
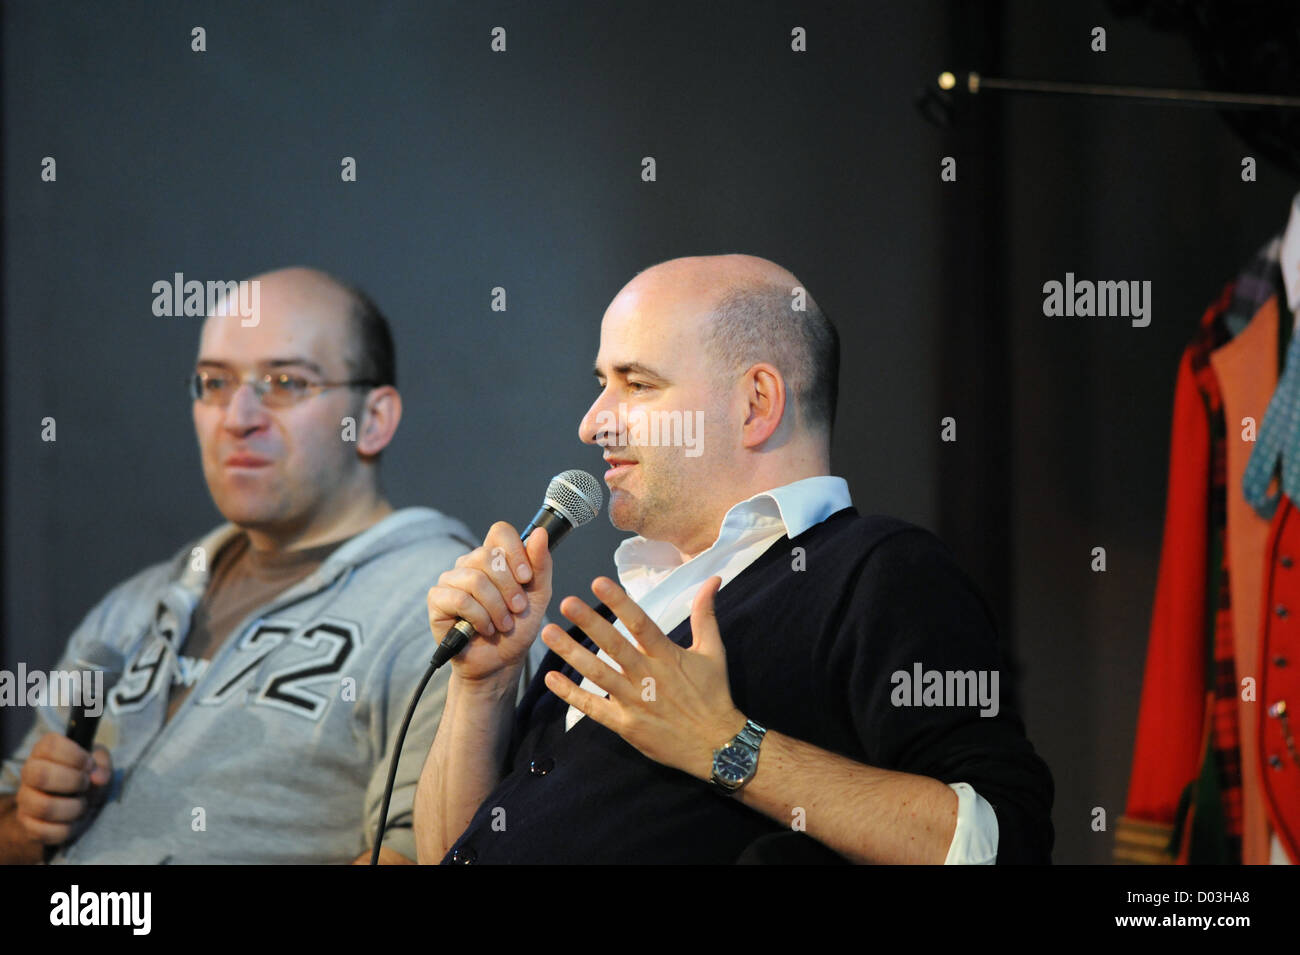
[1116,340,1215,863]
[1118,286,1300,864]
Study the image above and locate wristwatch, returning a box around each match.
[709,718,767,794]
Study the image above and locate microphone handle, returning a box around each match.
[66,705,101,752]
[44,706,102,863]
[429,504,573,670]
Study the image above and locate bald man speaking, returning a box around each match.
[0,268,475,864]
[415,254,1054,864]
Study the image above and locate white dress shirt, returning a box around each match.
[565,474,999,864]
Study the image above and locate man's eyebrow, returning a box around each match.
[593,361,666,381]
[265,358,327,377]
[195,357,328,377]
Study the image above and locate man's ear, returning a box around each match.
[356,386,402,457]
[740,363,787,449]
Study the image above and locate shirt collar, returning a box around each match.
[1280,189,1300,315]
[612,475,852,575]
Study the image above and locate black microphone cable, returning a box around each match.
[367,470,601,865]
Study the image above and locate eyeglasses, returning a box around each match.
[188,369,380,408]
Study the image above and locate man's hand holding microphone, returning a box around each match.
[413,469,601,862]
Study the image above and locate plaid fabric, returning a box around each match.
[1184,282,1244,863]
[1125,237,1284,865]
[1225,236,1283,336]
[1186,234,1287,862]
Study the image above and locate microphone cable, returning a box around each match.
[367,469,601,865]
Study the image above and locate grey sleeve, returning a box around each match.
[355,527,547,861]
[358,600,452,862]
[0,695,69,797]
[0,584,131,797]
[358,614,552,860]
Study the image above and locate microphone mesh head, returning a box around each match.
[72,645,126,676]
[70,646,127,691]
[545,469,603,527]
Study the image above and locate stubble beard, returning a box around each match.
[607,454,693,545]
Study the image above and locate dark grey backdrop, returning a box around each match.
[4,0,1295,864]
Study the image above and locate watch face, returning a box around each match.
[715,744,753,784]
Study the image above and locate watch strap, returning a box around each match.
[710,718,767,794]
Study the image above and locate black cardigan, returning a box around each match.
[443,508,1054,864]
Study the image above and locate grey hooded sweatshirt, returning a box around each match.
[1,506,476,863]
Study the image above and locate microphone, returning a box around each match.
[64,647,124,750]
[430,469,603,670]
[45,647,124,862]
[370,470,603,863]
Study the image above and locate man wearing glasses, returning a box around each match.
[0,267,475,864]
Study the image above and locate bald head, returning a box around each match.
[192,266,404,551]
[586,254,835,555]
[619,254,838,436]
[208,267,395,389]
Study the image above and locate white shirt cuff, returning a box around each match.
[943,782,998,864]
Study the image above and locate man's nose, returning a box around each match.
[222,382,268,433]
[579,387,615,446]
